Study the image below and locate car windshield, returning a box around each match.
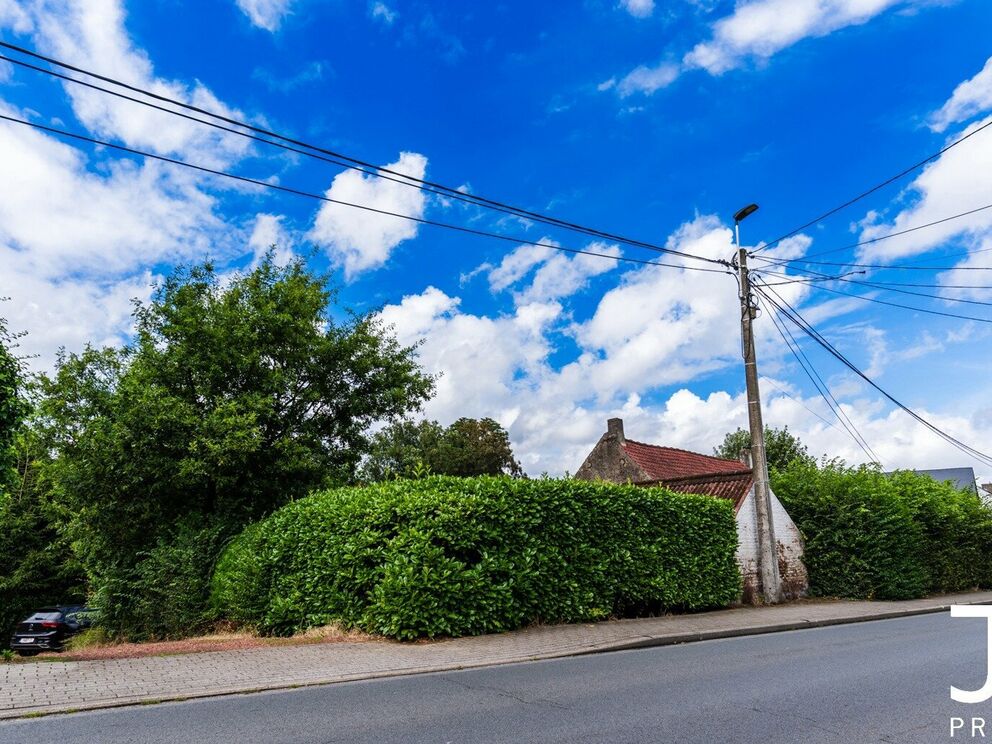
[26,612,61,622]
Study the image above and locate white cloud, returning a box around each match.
[931,56,992,133]
[856,115,992,261]
[235,0,293,32]
[376,214,991,477]
[13,0,252,167]
[617,62,680,97]
[0,250,152,368]
[621,0,655,18]
[611,0,939,98]
[308,152,429,278]
[0,0,31,32]
[684,0,911,75]
[248,213,295,267]
[0,105,238,367]
[481,239,622,304]
[935,237,992,301]
[369,1,397,25]
[0,107,228,278]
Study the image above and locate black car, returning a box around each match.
[9,606,97,656]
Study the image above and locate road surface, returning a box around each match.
[1,612,987,743]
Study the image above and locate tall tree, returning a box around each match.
[0,316,27,497]
[360,417,524,480]
[714,426,816,473]
[36,257,434,637]
[0,318,86,648]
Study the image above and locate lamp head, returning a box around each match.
[733,203,759,223]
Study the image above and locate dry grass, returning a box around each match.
[29,624,380,663]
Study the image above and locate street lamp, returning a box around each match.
[733,203,759,252]
[731,200,781,603]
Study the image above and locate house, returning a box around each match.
[574,418,808,602]
[887,467,979,496]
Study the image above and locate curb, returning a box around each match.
[2,597,988,721]
[584,601,976,654]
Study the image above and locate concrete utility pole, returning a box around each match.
[733,204,781,604]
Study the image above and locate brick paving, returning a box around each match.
[2,591,990,719]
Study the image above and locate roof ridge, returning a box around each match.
[623,439,746,465]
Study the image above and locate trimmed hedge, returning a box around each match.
[211,476,741,639]
[772,461,992,600]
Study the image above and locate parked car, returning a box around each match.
[9,606,98,656]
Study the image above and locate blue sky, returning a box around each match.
[1,0,991,477]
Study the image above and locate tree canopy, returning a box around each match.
[33,257,434,637]
[0,316,28,497]
[714,425,816,473]
[359,417,524,481]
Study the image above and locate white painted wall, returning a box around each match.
[735,486,808,602]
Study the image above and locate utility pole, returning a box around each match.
[733,204,781,604]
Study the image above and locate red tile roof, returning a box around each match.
[622,440,751,481]
[649,472,754,510]
[622,440,753,511]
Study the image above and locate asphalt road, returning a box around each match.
[2,612,989,743]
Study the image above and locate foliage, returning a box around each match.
[714,425,816,473]
[772,460,992,600]
[0,429,87,649]
[95,521,228,641]
[0,315,29,498]
[0,320,86,649]
[212,476,741,640]
[33,257,434,639]
[359,417,523,481]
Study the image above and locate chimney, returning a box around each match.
[607,417,625,442]
[739,448,753,467]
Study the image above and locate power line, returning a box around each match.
[784,281,992,323]
[755,284,992,468]
[756,202,992,265]
[752,118,992,253]
[0,42,727,269]
[760,374,840,432]
[755,265,992,308]
[757,293,880,463]
[754,265,992,289]
[0,113,734,277]
[756,269,866,287]
[752,252,992,271]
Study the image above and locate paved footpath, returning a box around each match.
[2,591,990,719]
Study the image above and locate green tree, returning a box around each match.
[0,428,87,649]
[36,257,434,638]
[0,316,28,497]
[0,319,86,647]
[360,417,523,481]
[714,425,816,473]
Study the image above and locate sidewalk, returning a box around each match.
[2,591,990,719]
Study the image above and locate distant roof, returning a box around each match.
[621,440,753,510]
[889,467,978,494]
[622,440,750,481]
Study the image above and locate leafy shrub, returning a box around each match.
[889,470,992,593]
[772,461,992,600]
[212,476,741,640]
[94,521,229,641]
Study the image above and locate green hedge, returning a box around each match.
[211,476,741,639]
[772,461,992,600]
